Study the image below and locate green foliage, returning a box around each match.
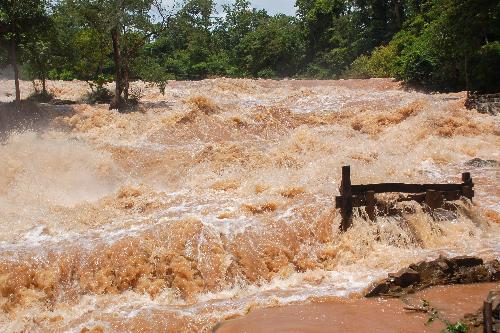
[340,0,499,92]
[0,0,51,101]
[84,74,114,104]
[2,0,498,95]
[84,86,114,104]
[128,86,144,105]
[346,43,399,78]
[442,322,468,333]
[237,15,305,77]
[22,37,54,89]
[420,300,469,333]
[295,0,406,77]
[0,0,49,42]
[133,55,173,94]
[469,41,500,93]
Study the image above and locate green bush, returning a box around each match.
[299,62,331,79]
[48,69,77,81]
[345,44,399,79]
[469,41,500,93]
[128,86,144,106]
[84,85,113,104]
[27,90,54,103]
[256,68,276,78]
[344,55,371,78]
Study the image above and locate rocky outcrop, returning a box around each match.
[466,93,500,115]
[366,256,500,297]
[465,158,499,168]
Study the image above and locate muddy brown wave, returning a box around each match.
[0,78,498,332]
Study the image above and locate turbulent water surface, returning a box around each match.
[0,78,499,332]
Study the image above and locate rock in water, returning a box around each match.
[389,268,420,288]
[465,158,499,168]
[366,256,499,298]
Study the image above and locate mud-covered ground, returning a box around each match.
[0,78,499,332]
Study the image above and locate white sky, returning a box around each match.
[163,0,297,16]
[217,0,296,15]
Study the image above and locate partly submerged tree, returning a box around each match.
[0,0,50,106]
[62,0,172,110]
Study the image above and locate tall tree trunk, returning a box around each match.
[98,38,104,75]
[394,0,403,30]
[464,54,470,98]
[123,64,129,101]
[9,40,21,107]
[42,77,46,94]
[110,27,123,110]
[123,45,129,101]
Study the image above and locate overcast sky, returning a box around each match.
[163,1,297,16]
[217,0,296,16]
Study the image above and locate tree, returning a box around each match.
[23,39,52,95]
[237,15,305,77]
[150,0,216,79]
[61,0,171,110]
[295,0,410,78]
[0,0,49,106]
[49,0,113,82]
[213,0,269,75]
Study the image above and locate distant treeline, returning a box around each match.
[1,0,499,107]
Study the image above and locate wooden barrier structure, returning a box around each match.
[483,290,500,333]
[335,165,474,232]
[484,300,493,333]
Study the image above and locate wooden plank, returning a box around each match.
[425,190,444,210]
[337,190,464,209]
[462,172,472,184]
[462,186,474,201]
[366,190,376,220]
[443,190,462,201]
[351,183,468,194]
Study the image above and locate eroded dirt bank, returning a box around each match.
[0,78,498,332]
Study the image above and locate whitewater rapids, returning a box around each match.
[0,78,498,332]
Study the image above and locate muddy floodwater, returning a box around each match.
[216,283,500,333]
[0,78,499,332]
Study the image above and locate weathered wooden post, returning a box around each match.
[462,172,474,201]
[483,300,493,333]
[425,189,443,210]
[366,190,376,221]
[340,165,353,232]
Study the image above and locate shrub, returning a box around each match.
[257,68,276,78]
[344,55,372,79]
[299,62,331,79]
[84,74,114,104]
[27,90,54,103]
[345,44,399,79]
[128,86,144,105]
[469,41,500,93]
[84,85,113,104]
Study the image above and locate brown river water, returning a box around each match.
[0,78,498,332]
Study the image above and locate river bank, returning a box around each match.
[215,282,499,333]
